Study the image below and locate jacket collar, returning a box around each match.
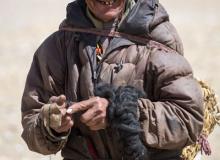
[66,0,94,28]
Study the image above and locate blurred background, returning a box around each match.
[0,0,219,159]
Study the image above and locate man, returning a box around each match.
[21,0,203,159]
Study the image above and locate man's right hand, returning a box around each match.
[42,95,74,133]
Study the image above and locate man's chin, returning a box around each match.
[98,14,118,22]
[99,9,123,21]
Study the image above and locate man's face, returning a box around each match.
[85,0,125,22]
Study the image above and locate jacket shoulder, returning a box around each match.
[148,46,192,77]
[36,31,65,56]
[33,31,69,67]
[118,0,169,35]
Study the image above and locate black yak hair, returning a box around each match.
[94,83,149,160]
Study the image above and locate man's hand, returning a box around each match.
[67,97,109,131]
[48,95,74,133]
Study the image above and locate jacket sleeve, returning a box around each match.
[138,50,204,149]
[21,31,67,155]
[149,3,184,55]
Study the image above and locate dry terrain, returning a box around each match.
[0,0,219,159]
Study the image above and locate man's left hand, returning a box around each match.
[67,97,109,131]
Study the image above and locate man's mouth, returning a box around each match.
[95,0,117,6]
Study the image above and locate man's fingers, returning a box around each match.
[49,96,57,103]
[67,97,100,114]
[54,116,74,133]
[60,108,67,116]
[85,114,105,127]
[61,115,72,126]
[49,95,66,106]
[89,120,106,131]
[80,107,101,124]
[57,95,66,106]
[55,120,74,133]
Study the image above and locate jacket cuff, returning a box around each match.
[38,113,70,143]
[44,125,70,142]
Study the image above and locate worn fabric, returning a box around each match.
[118,0,184,54]
[21,0,203,159]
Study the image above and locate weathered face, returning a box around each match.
[85,0,125,22]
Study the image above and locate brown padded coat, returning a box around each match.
[21,0,203,159]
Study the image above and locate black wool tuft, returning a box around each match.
[94,83,149,160]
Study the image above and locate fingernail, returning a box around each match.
[67,108,73,114]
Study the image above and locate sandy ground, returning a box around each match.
[0,0,219,159]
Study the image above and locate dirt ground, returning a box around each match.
[0,0,219,160]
